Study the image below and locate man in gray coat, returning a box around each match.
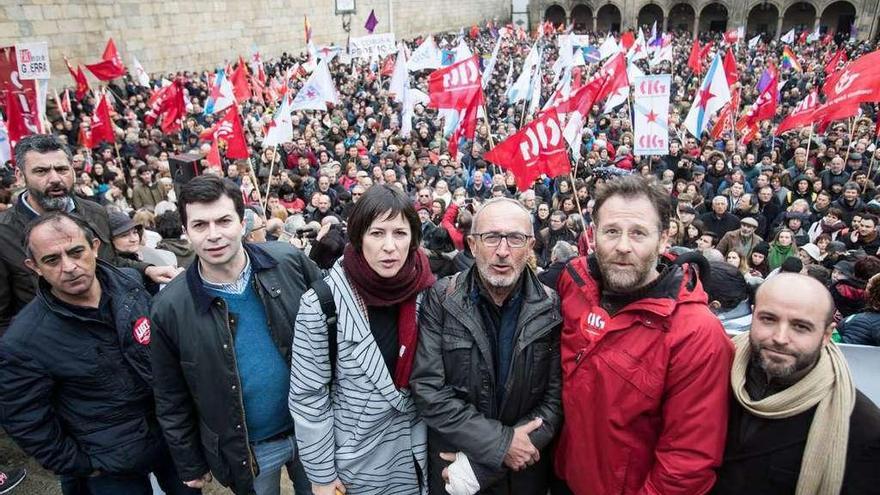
[411,197,562,495]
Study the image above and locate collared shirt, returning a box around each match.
[199,251,252,295]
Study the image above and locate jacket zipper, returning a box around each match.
[219,298,256,478]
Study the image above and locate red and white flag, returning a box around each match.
[484,108,571,190]
[85,38,126,81]
[145,79,186,134]
[775,90,818,135]
[428,55,484,110]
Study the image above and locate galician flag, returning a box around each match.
[204,69,235,115]
[684,53,731,138]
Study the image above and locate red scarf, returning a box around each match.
[342,243,435,389]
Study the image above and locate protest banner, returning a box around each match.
[633,74,671,155]
[348,33,396,58]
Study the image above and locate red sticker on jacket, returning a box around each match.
[133,317,151,345]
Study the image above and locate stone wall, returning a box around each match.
[0,0,510,88]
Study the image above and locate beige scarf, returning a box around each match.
[731,332,856,495]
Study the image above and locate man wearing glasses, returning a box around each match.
[553,176,733,495]
[412,197,562,495]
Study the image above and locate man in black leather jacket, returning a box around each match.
[0,212,195,495]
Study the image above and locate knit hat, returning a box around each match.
[752,241,770,256]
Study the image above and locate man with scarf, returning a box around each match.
[712,273,880,495]
[150,176,322,495]
[411,198,563,495]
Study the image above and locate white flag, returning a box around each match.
[482,35,503,89]
[388,46,408,102]
[649,42,672,67]
[781,29,795,44]
[290,60,340,111]
[807,26,821,43]
[684,54,731,138]
[527,65,542,115]
[131,56,150,88]
[507,44,539,103]
[454,39,473,62]
[748,34,761,50]
[633,74,671,155]
[401,87,429,136]
[552,35,574,77]
[627,29,648,62]
[408,36,441,72]
[599,35,619,60]
[628,58,646,80]
[263,95,293,148]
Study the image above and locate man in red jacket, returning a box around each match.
[555,175,734,495]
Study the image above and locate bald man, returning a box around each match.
[712,274,880,495]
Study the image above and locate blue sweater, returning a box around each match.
[206,281,293,442]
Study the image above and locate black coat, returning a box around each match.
[711,390,880,495]
[839,311,880,346]
[0,195,149,333]
[411,267,563,495]
[150,242,322,495]
[0,262,159,476]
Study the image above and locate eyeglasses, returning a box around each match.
[471,232,532,248]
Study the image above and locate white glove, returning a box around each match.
[444,452,480,495]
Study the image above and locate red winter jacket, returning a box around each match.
[554,256,734,495]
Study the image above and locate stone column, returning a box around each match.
[693,14,699,38]
[593,15,598,32]
[663,14,669,31]
[776,16,783,38]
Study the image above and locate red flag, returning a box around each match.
[699,41,714,61]
[469,24,479,39]
[206,140,222,168]
[230,57,251,103]
[90,93,116,145]
[61,89,72,115]
[380,56,396,77]
[775,90,818,135]
[214,105,249,159]
[723,48,738,86]
[85,38,126,81]
[65,58,91,100]
[596,53,628,104]
[822,49,880,112]
[145,79,186,134]
[620,32,635,50]
[3,87,33,148]
[78,125,93,149]
[824,49,848,75]
[428,56,484,109]
[688,39,702,74]
[797,31,808,45]
[740,67,777,128]
[447,90,483,159]
[484,108,571,190]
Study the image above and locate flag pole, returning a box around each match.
[804,124,814,159]
[845,117,855,163]
[259,144,279,215]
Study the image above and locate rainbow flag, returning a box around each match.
[781,46,802,72]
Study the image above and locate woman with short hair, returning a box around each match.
[290,184,435,495]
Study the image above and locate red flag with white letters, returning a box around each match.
[428,56,484,109]
[484,108,571,190]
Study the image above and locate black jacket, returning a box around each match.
[150,242,322,494]
[711,390,880,494]
[0,195,149,333]
[0,262,159,476]
[839,311,880,346]
[411,267,563,495]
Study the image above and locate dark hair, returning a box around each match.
[593,175,673,232]
[860,213,878,226]
[704,261,750,311]
[14,134,73,172]
[24,211,96,260]
[346,184,421,252]
[843,181,860,192]
[155,210,184,239]
[178,175,244,227]
[826,207,845,219]
[854,256,880,282]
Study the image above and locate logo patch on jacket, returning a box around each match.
[585,311,607,335]
[133,317,151,345]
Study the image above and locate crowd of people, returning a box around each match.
[0,17,879,495]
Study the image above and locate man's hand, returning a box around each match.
[312,478,346,495]
[503,417,543,471]
[145,265,184,284]
[184,472,212,488]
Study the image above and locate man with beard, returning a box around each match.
[412,198,562,495]
[535,211,577,268]
[711,274,880,495]
[554,176,734,495]
[0,135,179,333]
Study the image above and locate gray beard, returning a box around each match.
[30,189,73,212]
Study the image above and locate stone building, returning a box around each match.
[532,0,878,40]
[0,0,508,88]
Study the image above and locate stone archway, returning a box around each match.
[596,3,622,33]
[667,3,696,33]
[545,4,567,28]
[781,1,817,34]
[571,4,594,32]
[637,4,664,31]
[820,1,856,38]
[699,2,729,32]
[747,3,780,36]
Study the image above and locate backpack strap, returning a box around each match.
[564,261,587,288]
[311,279,338,385]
